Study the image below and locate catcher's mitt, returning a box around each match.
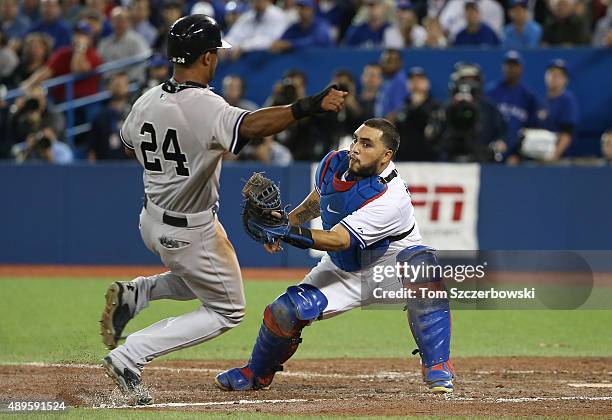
[241,172,287,243]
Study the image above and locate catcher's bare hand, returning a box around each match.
[264,239,283,254]
[321,88,348,113]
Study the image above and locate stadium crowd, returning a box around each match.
[0,0,611,164]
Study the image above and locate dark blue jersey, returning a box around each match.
[486,80,539,147]
[538,90,580,135]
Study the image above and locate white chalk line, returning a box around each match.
[450,396,612,403]
[94,396,612,409]
[93,398,317,409]
[568,383,612,388]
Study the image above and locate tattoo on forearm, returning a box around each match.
[292,199,320,225]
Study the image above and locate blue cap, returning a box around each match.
[504,50,522,64]
[408,66,426,78]
[149,53,169,68]
[75,20,92,35]
[397,0,413,10]
[296,0,315,8]
[509,0,528,7]
[547,58,568,75]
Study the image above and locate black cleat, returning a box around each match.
[102,356,152,405]
[100,282,137,350]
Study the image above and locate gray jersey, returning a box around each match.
[121,80,250,214]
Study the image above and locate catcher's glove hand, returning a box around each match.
[241,172,288,244]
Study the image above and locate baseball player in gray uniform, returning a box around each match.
[99,14,346,405]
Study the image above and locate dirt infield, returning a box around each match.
[2,358,612,416]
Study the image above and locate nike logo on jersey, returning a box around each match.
[326,204,340,214]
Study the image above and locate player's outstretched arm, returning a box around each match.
[308,224,352,252]
[288,189,321,225]
[253,216,352,252]
[239,86,346,139]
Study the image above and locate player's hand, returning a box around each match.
[264,239,283,253]
[321,88,348,113]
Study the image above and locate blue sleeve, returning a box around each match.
[490,27,500,45]
[491,32,500,46]
[53,143,74,165]
[453,31,466,46]
[558,95,579,135]
[343,25,358,45]
[280,25,295,41]
[526,91,540,127]
[388,78,408,114]
[567,95,579,126]
[530,24,543,48]
[314,23,333,47]
[558,95,579,128]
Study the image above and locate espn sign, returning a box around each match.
[398,163,480,250]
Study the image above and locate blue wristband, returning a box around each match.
[282,226,314,249]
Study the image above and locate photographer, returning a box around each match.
[395,67,441,162]
[237,135,293,166]
[428,63,507,163]
[315,69,363,150]
[11,126,73,164]
[266,70,326,161]
[7,85,64,147]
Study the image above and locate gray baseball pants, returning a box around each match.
[109,204,245,374]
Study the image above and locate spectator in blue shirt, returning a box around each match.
[317,0,354,42]
[486,51,539,160]
[270,0,332,53]
[374,49,407,121]
[453,1,499,47]
[343,0,390,47]
[20,0,40,24]
[502,0,542,49]
[28,0,72,50]
[1,0,31,40]
[538,59,580,160]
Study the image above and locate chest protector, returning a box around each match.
[315,150,391,272]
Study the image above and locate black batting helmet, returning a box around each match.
[167,14,231,65]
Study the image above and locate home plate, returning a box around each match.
[568,383,612,388]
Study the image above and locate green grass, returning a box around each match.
[0,277,611,365]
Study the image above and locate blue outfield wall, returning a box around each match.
[214,48,612,155]
[1,163,611,267]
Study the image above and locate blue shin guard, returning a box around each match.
[398,246,454,392]
[215,284,327,391]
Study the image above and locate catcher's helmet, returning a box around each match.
[167,14,231,65]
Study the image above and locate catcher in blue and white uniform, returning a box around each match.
[215,118,455,393]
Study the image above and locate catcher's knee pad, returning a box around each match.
[396,245,440,285]
[265,284,328,338]
[248,285,328,379]
[398,246,451,368]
